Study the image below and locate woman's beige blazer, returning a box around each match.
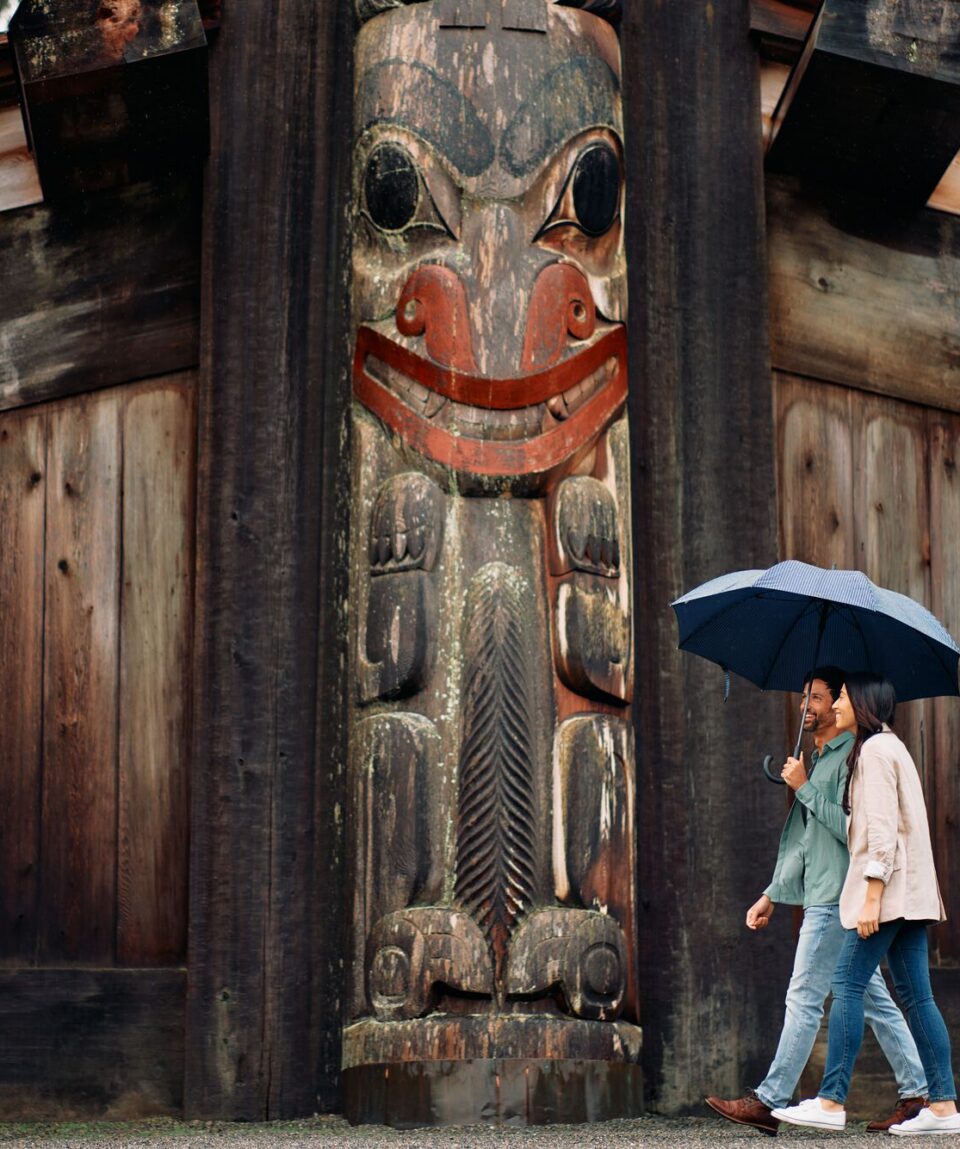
[839,727,946,929]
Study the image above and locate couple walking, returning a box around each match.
[706,667,959,1136]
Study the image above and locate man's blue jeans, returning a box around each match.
[821,919,955,1104]
[755,904,927,1110]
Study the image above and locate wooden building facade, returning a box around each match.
[0,0,957,1122]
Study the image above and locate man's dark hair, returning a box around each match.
[803,665,845,703]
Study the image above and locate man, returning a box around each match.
[705,666,927,1136]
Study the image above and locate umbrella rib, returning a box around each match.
[676,593,777,650]
[759,596,819,690]
[912,629,960,696]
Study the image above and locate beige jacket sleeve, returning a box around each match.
[860,745,899,883]
[839,730,946,929]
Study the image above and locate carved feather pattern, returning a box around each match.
[455,562,538,984]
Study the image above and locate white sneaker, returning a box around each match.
[891,1106,960,1136]
[771,1098,846,1130]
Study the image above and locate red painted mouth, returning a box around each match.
[353,324,628,478]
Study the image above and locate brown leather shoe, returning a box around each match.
[866,1096,926,1132]
[705,1094,779,1136]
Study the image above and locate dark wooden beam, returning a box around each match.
[184,0,352,1122]
[751,0,817,63]
[622,0,791,1114]
[0,178,201,412]
[8,0,208,200]
[767,0,960,209]
[0,969,185,1118]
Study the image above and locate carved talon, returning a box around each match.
[552,477,621,577]
[369,472,444,574]
[367,908,494,1020]
[506,907,627,1020]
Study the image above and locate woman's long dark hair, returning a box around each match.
[841,672,897,814]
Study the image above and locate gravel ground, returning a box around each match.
[0,1114,923,1149]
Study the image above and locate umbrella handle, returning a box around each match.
[763,754,786,785]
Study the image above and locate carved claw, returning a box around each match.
[367,908,494,1021]
[369,472,444,574]
[549,476,620,577]
[506,907,626,1021]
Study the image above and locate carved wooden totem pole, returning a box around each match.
[344,0,639,1125]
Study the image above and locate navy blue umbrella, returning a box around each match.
[672,560,960,779]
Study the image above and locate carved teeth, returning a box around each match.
[367,355,447,419]
[407,527,424,559]
[543,356,613,424]
[393,531,407,562]
[365,342,619,440]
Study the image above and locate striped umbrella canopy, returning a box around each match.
[671,559,960,703]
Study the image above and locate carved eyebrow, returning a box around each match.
[501,57,619,177]
[358,59,495,177]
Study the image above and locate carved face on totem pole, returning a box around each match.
[344,0,640,1125]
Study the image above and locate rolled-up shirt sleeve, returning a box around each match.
[861,745,899,883]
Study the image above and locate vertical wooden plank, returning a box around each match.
[0,406,45,962]
[117,379,196,967]
[854,396,932,792]
[39,393,120,964]
[622,0,789,1113]
[185,0,353,1120]
[774,372,855,569]
[928,411,960,960]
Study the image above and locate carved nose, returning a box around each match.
[521,264,597,372]
[395,260,596,378]
[396,266,478,374]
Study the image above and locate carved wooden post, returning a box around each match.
[343,0,639,1126]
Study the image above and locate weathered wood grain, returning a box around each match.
[0,405,45,962]
[185,0,353,1120]
[775,372,855,568]
[39,393,120,963]
[767,175,960,411]
[622,0,789,1114]
[855,394,933,776]
[927,412,960,961]
[117,380,196,967]
[0,968,185,1117]
[0,177,200,413]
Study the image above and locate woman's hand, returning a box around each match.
[746,894,774,930]
[857,881,883,938]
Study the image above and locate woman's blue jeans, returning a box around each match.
[756,904,926,1110]
[821,919,956,1104]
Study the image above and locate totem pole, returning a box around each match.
[344,0,639,1125]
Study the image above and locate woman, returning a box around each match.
[772,672,960,1136]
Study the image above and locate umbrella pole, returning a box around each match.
[792,690,812,759]
[792,602,830,760]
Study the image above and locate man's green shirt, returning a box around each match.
[764,730,854,907]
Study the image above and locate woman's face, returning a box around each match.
[833,685,856,733]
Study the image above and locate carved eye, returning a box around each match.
[364,144,420,232]
[538,141,621,241]
[571,144,620,237]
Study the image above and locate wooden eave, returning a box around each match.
[755,0,960,217]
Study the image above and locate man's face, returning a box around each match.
[801,678,836,732]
